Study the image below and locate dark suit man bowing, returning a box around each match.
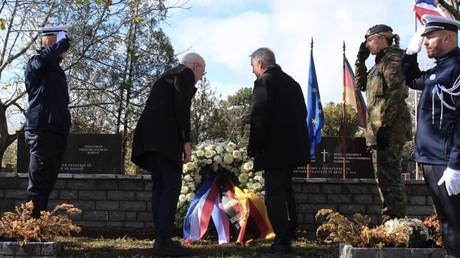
[248,47,310,254]
[131,52,205,257]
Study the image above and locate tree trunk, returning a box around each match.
[120,2,140,172]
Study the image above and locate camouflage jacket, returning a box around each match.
[355,46,412,146]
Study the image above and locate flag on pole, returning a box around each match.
[414,0,446,22]
[343,55,367,128]
[306,46,324,156]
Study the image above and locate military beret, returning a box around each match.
[365,24,393,39]
[421,15,460,36]
[41,25,69,36]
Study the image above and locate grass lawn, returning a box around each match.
[58,236,336,258]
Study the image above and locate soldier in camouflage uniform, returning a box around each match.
[355,24,412,221]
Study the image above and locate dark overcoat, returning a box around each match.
[131,65,196,169]
[248,65,310,171]
[24,38,71,135]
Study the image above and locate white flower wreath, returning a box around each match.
[178,141,264,208]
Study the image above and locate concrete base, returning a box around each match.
[339,243,446,258]
[0,241,62,258]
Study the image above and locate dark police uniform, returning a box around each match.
[131,64,197,245]
[402,35,460,258]
[24,36,70,218]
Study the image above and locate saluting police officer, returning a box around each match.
[402,15,460,258]
[355,24,412,222]
[24,26,71,218]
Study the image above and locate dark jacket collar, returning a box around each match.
[435,47,460,64]
[263,64,281,74]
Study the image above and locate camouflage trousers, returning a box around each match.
[372,142,407,219]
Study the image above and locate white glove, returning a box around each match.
[406,26,424,55]
[437,167,460,196]
[56,31,67,42]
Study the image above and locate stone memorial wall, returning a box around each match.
[0,173,434,234]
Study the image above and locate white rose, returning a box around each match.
[239,173,249,183]
[223,154,234,165]
[205,144,214,151]
[196,150,205,157]
[186,193,195,201]
[242,161,254,172]
[183,162,196,172]
[205,150,216,159]
[184,175,192,182]
[215,145,224,154]
[181,186,189,194]
[205,159,213,165]
[225,144,235,153]
[232,150,242,160]
[179,194,186,203]
[196,144,205,150]
[254,176,264,185]
[253,182,262,190]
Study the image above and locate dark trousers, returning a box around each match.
[263,167,297,246]
[25,130,67,218]
[144,152,182,241]
[422,164,460,258]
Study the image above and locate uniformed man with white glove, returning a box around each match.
[24,25,71,218]
[401,15,460,257]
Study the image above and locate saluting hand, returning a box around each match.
[406,26,424,55]
[357,41,370,61]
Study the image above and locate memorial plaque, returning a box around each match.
[17,132,122,173]
[293,136,374,179]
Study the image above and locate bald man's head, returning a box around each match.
[181,52,206,83]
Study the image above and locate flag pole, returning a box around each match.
[307,37,313,179]
[341,41,347,180]
[413,0,420,180]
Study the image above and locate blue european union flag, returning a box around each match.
[306,49,324,156]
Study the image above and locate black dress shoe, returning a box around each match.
[153,238,193,257]
[269,244,292,254]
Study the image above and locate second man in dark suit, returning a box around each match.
[248,47,309,253]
